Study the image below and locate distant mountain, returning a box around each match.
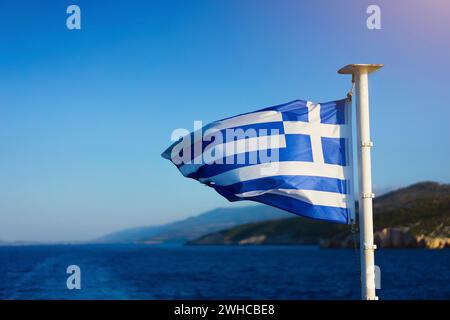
[95,206,292,244]
[188,182,450,249]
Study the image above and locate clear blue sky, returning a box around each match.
[1,0,449,241]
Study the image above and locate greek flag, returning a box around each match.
[162,99,355,224]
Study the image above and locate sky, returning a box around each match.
[0,0,449,241]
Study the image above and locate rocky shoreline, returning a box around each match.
[190,227,450,249]
[320,227,450,249]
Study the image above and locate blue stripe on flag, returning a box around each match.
[213,186,349,224]
[216,99,308,122]
[262,100,310,122]
[213,175,348,195]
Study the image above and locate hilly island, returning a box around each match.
[187,182,450,249]
[96,181,450,249]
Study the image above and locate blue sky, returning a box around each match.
[1,0,449,241]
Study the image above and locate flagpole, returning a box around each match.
[338,64,383,300]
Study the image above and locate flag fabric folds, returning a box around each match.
[162,99,355,224]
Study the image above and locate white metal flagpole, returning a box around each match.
[338,64,383,300]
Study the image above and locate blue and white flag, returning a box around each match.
[162,99,355,224]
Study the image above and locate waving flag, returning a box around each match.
[162,99,355,224]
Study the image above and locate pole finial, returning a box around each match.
[338,64,383,75]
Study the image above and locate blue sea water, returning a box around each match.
[0,244,449,300]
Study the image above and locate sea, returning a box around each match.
[0,244,449,300]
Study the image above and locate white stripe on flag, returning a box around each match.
[283,121,350,138]
[235,189,348,208]
[188,111,283,146]
[199,161,347,186]
[211,110,282,131]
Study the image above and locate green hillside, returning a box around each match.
[187,182,450,247]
